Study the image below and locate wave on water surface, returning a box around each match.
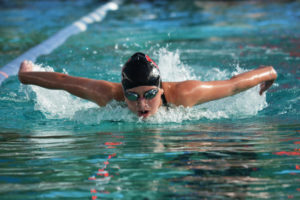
[23,49,267,124]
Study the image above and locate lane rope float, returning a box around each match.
[0,0,122,84]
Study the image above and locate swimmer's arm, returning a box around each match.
[18,61,124,106]
[171,66,277,107]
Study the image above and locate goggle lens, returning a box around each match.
[144,89,158,99]
[125,89,159,101]
[125,92,139,101]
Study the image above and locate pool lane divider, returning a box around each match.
[0,0,122,85]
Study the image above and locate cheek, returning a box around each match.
[148,97,161,109]
[125,100,136,111]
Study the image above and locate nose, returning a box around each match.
[137,97,147,108]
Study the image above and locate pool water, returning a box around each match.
[0,0,299,199]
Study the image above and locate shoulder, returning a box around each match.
[92,81,124,105]
[162,80,202,94]
[110,82,124,101]
[162,81,203,106]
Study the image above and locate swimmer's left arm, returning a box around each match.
[230,66,277,95]
[171,66,277,107]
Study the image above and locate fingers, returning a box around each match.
[259,83,265,95]
[259,88,265,96]
[19,60,33,73]
[259,80,274,95]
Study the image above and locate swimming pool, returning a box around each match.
[0,0,299,199]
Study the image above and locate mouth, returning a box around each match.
[138,110,150,118]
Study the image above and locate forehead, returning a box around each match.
[126,85,157,93]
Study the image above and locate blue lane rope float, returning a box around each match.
[0,0,122,85]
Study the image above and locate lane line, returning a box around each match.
[0,0,122,85]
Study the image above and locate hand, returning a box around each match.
[259,79,274,95]
[258,65,277,95]
[19,60,34,73]
[18,60,34,84]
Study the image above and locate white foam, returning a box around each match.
[156,48,197,81]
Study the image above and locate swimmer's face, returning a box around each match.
[124,86,164,118]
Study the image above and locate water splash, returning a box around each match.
[144,87,267,124]
[25,49,267,123]
[155,48,197,81]
[25,64,97,119]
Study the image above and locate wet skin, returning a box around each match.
[18,60,277,119]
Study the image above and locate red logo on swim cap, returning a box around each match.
[145,55,159,69]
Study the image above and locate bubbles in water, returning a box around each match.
[26,48,267,124]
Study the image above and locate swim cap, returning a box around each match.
[122,52,161,91]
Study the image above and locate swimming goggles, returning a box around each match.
[125,88,159,101]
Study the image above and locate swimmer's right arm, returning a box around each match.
[18,61,124,106]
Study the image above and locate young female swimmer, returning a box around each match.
[18,52,277,118]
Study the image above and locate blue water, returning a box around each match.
[0,0,299,199]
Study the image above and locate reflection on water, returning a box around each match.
[0,0,299,199]
[163,134,266,199]
[1,122,299,199]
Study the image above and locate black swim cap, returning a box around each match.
[122,52,161,91]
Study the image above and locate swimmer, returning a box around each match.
[18,52,277,118]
